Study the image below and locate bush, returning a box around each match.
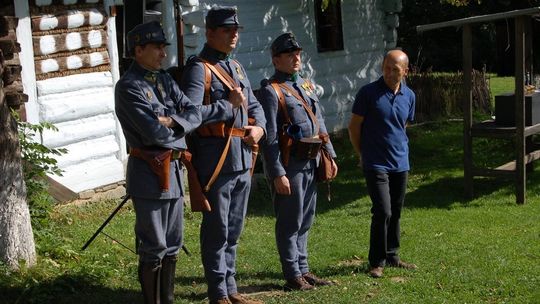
[14,111,66,230]
[407,69,491,121]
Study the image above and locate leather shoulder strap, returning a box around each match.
[201,60,236,91]
[277,82,320,135]
[270,82,290,124]
[203,64,211,105]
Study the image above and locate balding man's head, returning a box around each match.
[382,49,409,93]
[383,49,409,69]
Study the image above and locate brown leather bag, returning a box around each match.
[130,148,172,192]
[317,147,337,182]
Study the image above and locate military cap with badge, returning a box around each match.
[126,20,170,55]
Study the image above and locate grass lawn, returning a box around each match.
[2,77,539,304]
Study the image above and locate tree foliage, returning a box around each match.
[13,111,66,230]
[398,0,540,72]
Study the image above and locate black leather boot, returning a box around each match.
[138,261,161,304]
[160,255,177,304]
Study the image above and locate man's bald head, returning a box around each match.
[383,49,409,69]
[382,49,410,93]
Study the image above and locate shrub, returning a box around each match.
[13,111,66,230]
[407,69,492,121]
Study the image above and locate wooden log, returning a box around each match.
[3,81,23,94]
[4,53,20,66]
[2,65,22,85]
[0,16,18,36]
[0,30,17,41]
[5,93,29,109]
[0,40,21,58]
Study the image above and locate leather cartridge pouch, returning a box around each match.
[291,137,322,160]
[130,148,172,192]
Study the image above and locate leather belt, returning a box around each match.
[226,127,247,138]
[130,147,184,161]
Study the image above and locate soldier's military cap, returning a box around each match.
[127,21,170,53]
[271,32,302,56]
[206,6,242,28]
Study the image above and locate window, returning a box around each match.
[314,0,344,52]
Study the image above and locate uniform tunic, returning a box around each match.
[115,61,201,263]
[258,70,336,280]
[181,44,266,300]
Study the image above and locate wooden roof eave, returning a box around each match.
[416,7,540,33]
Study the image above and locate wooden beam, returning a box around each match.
[471,168,515,178]
[417,7,540,32]
[463,24,474,198]
[515,16,526,204]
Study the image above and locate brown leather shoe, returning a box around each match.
[210,297,232,304]
[229,293,263,304]
[284,276,314,291]
[388,260,417,269]
[368,266,384,278]
[302,272,334,286]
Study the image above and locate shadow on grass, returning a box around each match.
[0,274,141,304]
[406,175,513,209]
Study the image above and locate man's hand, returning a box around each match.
[158,116,177,128]
[228,87,246,108]
[242,125,264,146]
[274,175,291,195]
[331,158,339,176]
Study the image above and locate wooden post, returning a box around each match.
[463,24,473,198]
[514,16,526,204]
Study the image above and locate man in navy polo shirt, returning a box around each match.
[348,49,417,278]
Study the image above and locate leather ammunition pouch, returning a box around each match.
[291,137,322,160]
[130,147,179,192]
[197,122,247,138]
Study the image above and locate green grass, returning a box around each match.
[2,120,540,304]
[489,76,515,102]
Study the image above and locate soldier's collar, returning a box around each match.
[200,43,230,62]
[132,61,161,83]
[273,70,299,82]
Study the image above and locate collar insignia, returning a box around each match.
[146,91,152,100]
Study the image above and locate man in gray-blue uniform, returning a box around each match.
[115,21,201,304]
[257,33,338,291]
[180,7,266,304]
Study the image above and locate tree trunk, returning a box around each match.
[0,63,36,271]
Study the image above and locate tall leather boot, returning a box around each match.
[138,261,161,304]
[160,255,177,304]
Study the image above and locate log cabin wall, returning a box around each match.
[22,0,125,198]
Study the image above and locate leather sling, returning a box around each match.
[200,59,240,193]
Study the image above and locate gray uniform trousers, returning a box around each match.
[133,194,184,264]
[273,165,317,280]
[200,169,251,300]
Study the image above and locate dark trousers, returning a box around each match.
[364,170,408,267]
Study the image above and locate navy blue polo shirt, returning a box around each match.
[352,77,415,172]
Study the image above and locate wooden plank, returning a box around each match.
[46,176,78,202]
[524,123,540,136]
[471,121,516,138]
[463,24,474,198]
[515,16,526,204]
[472,167,515,178]
[493,149,540,172]
[417,7,540,32]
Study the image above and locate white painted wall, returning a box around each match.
[178,0,393,132]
